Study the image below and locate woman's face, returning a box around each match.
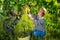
[38,8,45,17]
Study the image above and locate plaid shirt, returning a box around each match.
[32,14,45,31]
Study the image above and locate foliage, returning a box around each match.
[0,0,60,40]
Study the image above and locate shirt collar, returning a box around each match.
[38,17,44,20]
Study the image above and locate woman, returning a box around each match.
[28,7,46,40]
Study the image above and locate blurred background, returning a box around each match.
[0,0,60,40]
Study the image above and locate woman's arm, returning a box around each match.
[28,13,35,22]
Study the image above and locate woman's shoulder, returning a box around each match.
[32,14,37,20]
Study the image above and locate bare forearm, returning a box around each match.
[28,14,34,22]
[30,17,34,22]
